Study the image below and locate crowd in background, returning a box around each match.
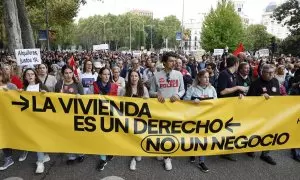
[0,50,300,174]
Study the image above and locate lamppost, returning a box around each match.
[45,0,50,51]
[129,17,144,52]
[130,18,132,52]
[181,0,185,51]
[144,25,153,50]
[100,21,108,44]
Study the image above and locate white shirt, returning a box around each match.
[80,72,98,94]
[112,76,126,89]
[26,84,40,92]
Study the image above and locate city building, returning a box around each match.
[129,9,153,18]
[233,0,252,26]
[261,1,290,39]
[182,14,206,51]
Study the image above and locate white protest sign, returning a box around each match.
[258,49,269,57]
[15,49,41,66]
[213,49,224,56]
[93,44,109,51]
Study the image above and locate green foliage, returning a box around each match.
[27,0,80,30]
[1,0,182,50]
[243,24,273,51]
[157,15,181,48]
[74,13,182,50]
[278,35,300,56]
[273,0,300,56]
[273,0,300,35]
[200,0,244,52]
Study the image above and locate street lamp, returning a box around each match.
[129,17,144,52]
[45,0,50,51]
[100,21,108,44]
[130,18,132,52]
[181,0,185,52]
[145,25,153,50]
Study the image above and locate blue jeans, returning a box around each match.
[37,152,45,163]
[294,149,300,156]
[67,154,84,160]
[261,151,270,157]
[199,156,205,162]
[99,155,106,161]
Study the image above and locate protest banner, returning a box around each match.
[213,49,224,56]
[0,91,299,156]
[93,44,109,51]
[15,49,42,66]
[259,49,270,57]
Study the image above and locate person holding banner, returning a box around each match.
[0,68,18,171]
[288,70,300,162]
[150,52,185,171]
[21,68,51,174]
[120,70,149,171]
[217,55,247,162]
[247,64,280,165]
[54,65,85,165]
[37,63,57,92]
[184,69,217,173]
[92,67,120,171]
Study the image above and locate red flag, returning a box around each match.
[68,56,78,77]
[233,43,245,56]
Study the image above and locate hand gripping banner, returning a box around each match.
[0,91,300,156]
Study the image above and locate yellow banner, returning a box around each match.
[0,91,300,156]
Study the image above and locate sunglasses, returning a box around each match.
[166,72,170,83]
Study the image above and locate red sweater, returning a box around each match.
[93,82,118,96]
[11,75,23,89]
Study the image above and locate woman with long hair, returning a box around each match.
[21,68,50,174]
[54,65,85,165]
[121,70,149,171]
[184,70,217,173]
[92,67,120,96]
[80,59,98,94]
[92,67,121,171]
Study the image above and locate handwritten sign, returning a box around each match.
[15,49,41,66]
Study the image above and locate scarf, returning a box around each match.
[97,81,111,95]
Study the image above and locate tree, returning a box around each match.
[3,0,23,54]
[16,0,35,48]
[243,24,273,51]
[278,35,300,56]
[158,15,181,49]
[273,0,300,35]
[200,0,244,52]
[74,13,182,50]
[273,0,300,56]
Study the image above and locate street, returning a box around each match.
[0,150,299,180]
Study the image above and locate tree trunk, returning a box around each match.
[3,0,23,54]
[16,0,35,48]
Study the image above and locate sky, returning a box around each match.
[76,0,284,24]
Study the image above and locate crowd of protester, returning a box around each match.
[0,50,299,174]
